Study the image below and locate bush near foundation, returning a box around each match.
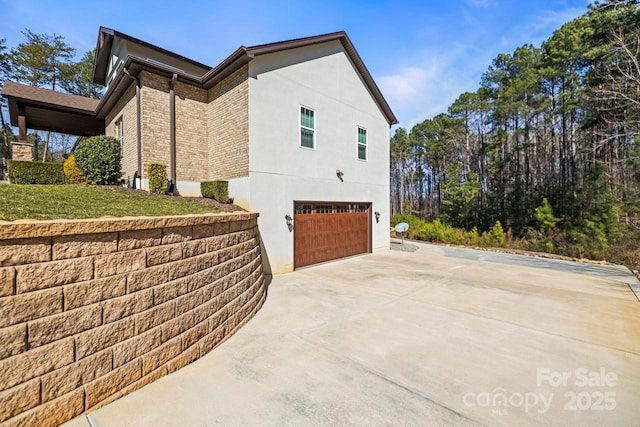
[201,180,230,203]
[7,160,66,184]
[74,135,122,185]
[147,163,168,194]
[63,154,88,184]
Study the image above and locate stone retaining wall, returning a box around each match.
[0,213,266,426]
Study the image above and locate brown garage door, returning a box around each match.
[294,202,371,269]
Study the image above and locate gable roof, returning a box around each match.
[93,26,211,86]
[2,28,398,136]
[2,81,99,113]
[240,32,398,125]
[1,81,103,136]
[96,28,398,125]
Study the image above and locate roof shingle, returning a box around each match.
[1,81,99,113]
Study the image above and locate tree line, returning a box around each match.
[0,30,101,174]
[390,0,640,257]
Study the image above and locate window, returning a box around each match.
[300,106,315,149]
[315,204,333,214]
[106,59,124,88]
[357,127,367,160]
[295,204,313,215]
[115,118,123,152]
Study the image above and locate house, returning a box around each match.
[2,27,398,273]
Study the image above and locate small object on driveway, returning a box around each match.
[394,222,409,245]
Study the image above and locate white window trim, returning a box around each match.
[115,117,124,153]
[299,105,316,150]
[357,126,368,161]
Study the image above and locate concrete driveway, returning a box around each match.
[65,242,640,426]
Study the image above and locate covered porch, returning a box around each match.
[1,81,104,160]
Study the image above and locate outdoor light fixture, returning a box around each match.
[285,214,294,231]
[375,211,380,223]
[336,169,344,182]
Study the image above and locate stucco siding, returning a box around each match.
[206,65,249,180]
[105,83,137,183]
[248,41,390,181]
[245,41,391,273]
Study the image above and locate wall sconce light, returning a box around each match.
[375,211,380,223]
[285,214,294,232]
[336,169,344,182]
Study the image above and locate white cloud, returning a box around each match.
[378,66,434,102]
[517,7,588,46]
[379,65,440,129]
[379,2,590,130]
[378,48,483,129]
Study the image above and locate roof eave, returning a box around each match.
[7,97,18,127]
[200,47,251,89]
[94,57,136,118]
[1,88,103,136]
[3,96,97,117]
[92,27,114,86]
[245,31,347,56]
[93,29,398,125]
[337,34,399,126]
[1,81,99,115]
[95,55,208,118]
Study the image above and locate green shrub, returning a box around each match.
[147,163,168,194]
[390,214,424,239]
[74,135,121,184]
[391,214,510,248]
[468,227,481,246]
[201,180,230,203]
[486,220,507,247]
[535,198,560,232]
[569,219,609,259]
[63,154,88,184]
[391,215,477,245]
[7,160,66,184]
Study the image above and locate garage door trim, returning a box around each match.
[293,201,371,269]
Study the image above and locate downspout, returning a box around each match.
[135,77,142,189]
[123,67,142,189]
[169,73,178,194]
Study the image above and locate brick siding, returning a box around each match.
[105,84,137,183]
[207,65,249,180]
[140,73,170,178]
[175,81,208,182]
[104,65,249,184]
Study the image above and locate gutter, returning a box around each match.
[123,66,142,189]
[169,73,177,194]
[95,35,398,125]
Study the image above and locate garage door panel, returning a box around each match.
[294,202,371,269]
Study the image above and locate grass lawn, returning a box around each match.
[0,184,219,221]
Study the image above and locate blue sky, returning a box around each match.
[1,0,590,129]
